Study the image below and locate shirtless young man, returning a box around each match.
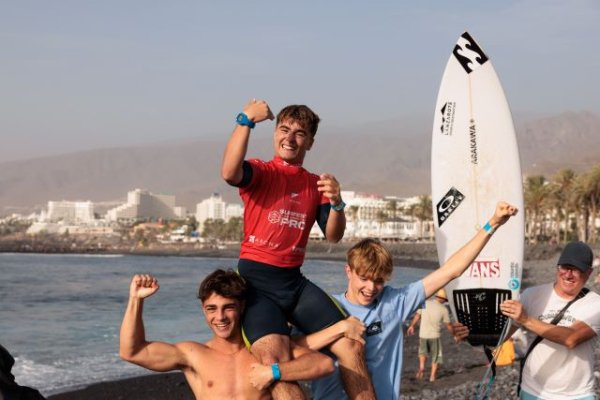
[222,99,374,399]
[119,269,337,400]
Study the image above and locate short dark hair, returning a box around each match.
[197,269,247,303]
[276,105,320,137]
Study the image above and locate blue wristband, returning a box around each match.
[483,221,494,234]
[271,363,281,381]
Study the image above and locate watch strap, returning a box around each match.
[331,200,346,212]
[236,112,256,129]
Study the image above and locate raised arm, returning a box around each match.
[119,274,189,372]
[500,299,596,349]
[317,173,346,242]
[249,342,336,390]
[292,316,366,350]
[421,201,518,298]
[221,99,274,186]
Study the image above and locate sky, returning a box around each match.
[1,0,599,162]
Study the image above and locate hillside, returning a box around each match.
[1,111,599,215]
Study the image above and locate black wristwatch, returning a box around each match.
[331,200,346,212]
[236,112,256,129]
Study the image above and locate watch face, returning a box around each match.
[236,112,254,128]
[333,201,346,211]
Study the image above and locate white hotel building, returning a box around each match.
[193,190,433,241]
[106,188,186,222]
[43,200,95,224]
[195,193,243,230]
[310,191,433,241]
[28,200,117,236]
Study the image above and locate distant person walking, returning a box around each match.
[407,289,455,382]
[500,241,600,399]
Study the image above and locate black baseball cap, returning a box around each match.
[557,241,594,272]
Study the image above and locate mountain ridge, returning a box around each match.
[2,111,599,214]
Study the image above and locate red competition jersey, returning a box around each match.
[239,157,329,268]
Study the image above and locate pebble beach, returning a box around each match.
[44,242,600,400]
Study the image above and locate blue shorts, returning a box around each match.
[238,259,346,345]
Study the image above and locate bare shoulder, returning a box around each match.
[175,341,210,357]
[175,341,208,349]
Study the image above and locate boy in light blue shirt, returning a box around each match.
[312,278,424,399]
[309,201,517,399]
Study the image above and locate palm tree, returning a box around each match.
[201,218,226,244]
[413,195,432,240]
[571,175,590,241]
[375,210,387,238]
[386,199,398,220]
[524,175,549,243]
[225,217,244,241]
[548,169,576,243]
[577,165,600,243]
[348,205,360,238]
[587,164,600,243]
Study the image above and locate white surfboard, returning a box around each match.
[431,32,525,346]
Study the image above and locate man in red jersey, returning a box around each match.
[222,99,375,400]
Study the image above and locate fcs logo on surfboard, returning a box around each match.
[435,187,465,227]
[452,32,489,74]
[474,292,486,302]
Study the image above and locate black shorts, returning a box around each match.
[238,258,347,345]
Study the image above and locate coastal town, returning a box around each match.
[2,160,600,255]
[0,187,435,254]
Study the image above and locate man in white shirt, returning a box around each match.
[500,241,600,400]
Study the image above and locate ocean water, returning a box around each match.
[0,253,428,396]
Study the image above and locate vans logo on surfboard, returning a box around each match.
[435,187,465,227]
[467,259,500,278]
[452,32,489,74]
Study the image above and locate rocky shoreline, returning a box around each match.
[33,242,600,399]
[0,237,566,269]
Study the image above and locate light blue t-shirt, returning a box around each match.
[311,281,426,400]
